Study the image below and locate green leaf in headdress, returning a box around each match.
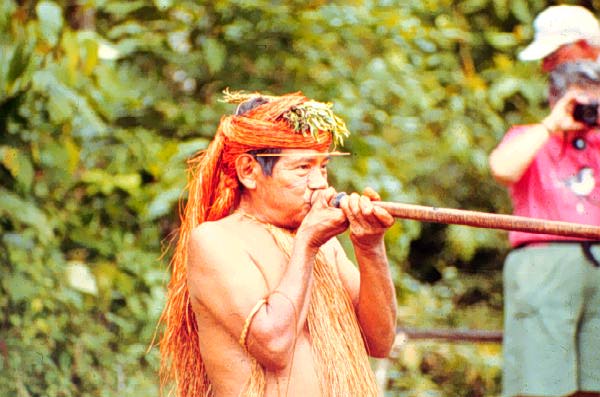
[220,88,278,104]
[282,101,350,148]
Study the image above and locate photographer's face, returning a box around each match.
[557,84,600,107]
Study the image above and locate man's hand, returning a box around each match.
[338,187,394,248]
[543,89,591,133]
[296,187,349,250]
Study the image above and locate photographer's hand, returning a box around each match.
[542,90,589,134]
[490,88,595,185]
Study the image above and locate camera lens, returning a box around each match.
[573,103,599,126]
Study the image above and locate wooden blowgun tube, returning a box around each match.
[330,193,600,240]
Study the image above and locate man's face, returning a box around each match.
[253,148,330,229]
[550,84,600,111]
[553,84,600,126]
[568,84,600,102]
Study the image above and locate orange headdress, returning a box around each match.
[158,90,350,397]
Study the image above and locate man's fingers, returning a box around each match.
[373,205,395,227]
[339,193,362,226]
[321,187,338,204]
[359,195,374,216]
[348,192,361,215]
[311,187,337,207]
[336,188,394,232]
[362,187,381,201]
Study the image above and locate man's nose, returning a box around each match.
[307,168,327,189]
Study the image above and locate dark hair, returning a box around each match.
[235,96,269,116]
[247,148,282,176]
[234,96,281,176]
[549,60,600,104]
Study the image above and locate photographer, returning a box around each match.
[489,60,600,397]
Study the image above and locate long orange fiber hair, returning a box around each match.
[158,92,332,397]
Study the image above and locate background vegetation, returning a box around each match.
[0,0,589,396]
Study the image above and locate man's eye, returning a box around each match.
[298,164,311,170]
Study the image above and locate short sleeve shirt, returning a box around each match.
[500,125,600,247]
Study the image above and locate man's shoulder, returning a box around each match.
[188,217,255,279]
[190,217,242,252]
[191,220,222,243]
[192,218,225,235]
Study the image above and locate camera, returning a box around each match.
[573,102,599,126]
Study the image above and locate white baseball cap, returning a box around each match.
[519,5,600,61]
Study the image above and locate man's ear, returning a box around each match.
[235,154,260,190]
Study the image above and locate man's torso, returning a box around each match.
[504,126,600,246]
[190,213,330,396]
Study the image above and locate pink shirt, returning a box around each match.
[501,125,600,247]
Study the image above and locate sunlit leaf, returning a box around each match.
[36,1,63,46]
[102,0,147,16]
[4,273,36,302]
[6,43,30,83]
[0,188,53,243]
[202,38,226,74]
[66,262,98,296]
[145,187,180,220]
[0,146,34,192]
[82,38,98,75]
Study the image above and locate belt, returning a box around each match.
[582,242,600,267]
[516,241,600,267]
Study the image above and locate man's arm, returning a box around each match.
[336,192,397,358]
[488,124,550,185]
[489,89,586,185]
[187,222,315,371]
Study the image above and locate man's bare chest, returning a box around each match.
[226,221,291,290]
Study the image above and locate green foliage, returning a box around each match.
[388,341,502,397]
[0,0,561,395]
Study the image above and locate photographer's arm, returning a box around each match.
[488,124,550,185]
[489,90,585,185]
